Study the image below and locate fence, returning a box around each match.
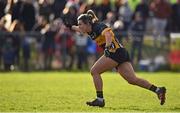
[0,30,178,72]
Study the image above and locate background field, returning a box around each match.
[0,72,180,112]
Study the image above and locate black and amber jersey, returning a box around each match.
[88,22,123,52]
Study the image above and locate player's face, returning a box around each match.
[78,20,89,33]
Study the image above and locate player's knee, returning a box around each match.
[90,67,99,76]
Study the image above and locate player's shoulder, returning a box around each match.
[93,22,108,30]
[92,22,108,34]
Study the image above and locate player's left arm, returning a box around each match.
[103,30,114,57]
[104,30,113,48]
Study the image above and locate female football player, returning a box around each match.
[66,10,166,107]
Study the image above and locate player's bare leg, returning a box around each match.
[86,55,118,107]
[117,62,166,105]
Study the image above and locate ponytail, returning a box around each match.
[87,10,98,23]
[77,9,98,24]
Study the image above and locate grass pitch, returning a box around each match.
[0,72,180,112]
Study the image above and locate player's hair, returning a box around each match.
[77,10,98,24]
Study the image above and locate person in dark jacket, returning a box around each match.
[129,12,145,65]
[2,37,15,71]
[171,0,180,32]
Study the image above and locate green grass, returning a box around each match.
[0,72,180,112]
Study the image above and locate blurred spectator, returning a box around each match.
[62,5,78,27]
[59,28,75,70]
[129,12,145,65]
[0,17,7,31]
[11,0,23,22]
[21,1,36,31]
[33,15,48,70]
[78,0,88,14]
[2,12,11,30]
[134,0,149,22]
[86,37,97,69]
[4,0,14,13]
[34,36,44,70]
[12,0,36,31]
[98,0,112,21]
[65,33,75,70]
[33,15,48,32]
[117,0,132,38]
[52,0,66,18]
[171,0,180,32]
[114,0,121,17]
[2,36,15,71]
[103,11,116,28]
[0,17,8,70]
[38,0,54,22]
[52,19,64,70]
[87,0,99,14]
[150,0,172,48]
[96,44,103,59]
[0,0,7,19]
[9,20,24,70]
[53,18,65,69]
[22,36,31,71]
[74,32,88,70]
[42,23,56,70]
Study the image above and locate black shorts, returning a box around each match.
[108,47,130,65]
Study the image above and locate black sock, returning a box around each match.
[149,85,158,93]
[96,91,103,98]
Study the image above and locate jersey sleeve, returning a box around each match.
[101,27,112,36]
[94,23,109,36]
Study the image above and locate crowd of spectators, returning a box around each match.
[0,0,180,71]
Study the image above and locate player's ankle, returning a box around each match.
[97,97,104,102]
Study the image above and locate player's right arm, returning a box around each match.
[71,25,81,32]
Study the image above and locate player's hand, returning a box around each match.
[104,47,111,57]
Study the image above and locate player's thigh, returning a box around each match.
[117,62,137,80]
[91,55,118,74]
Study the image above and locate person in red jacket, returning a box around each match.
[150,0,172,47]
